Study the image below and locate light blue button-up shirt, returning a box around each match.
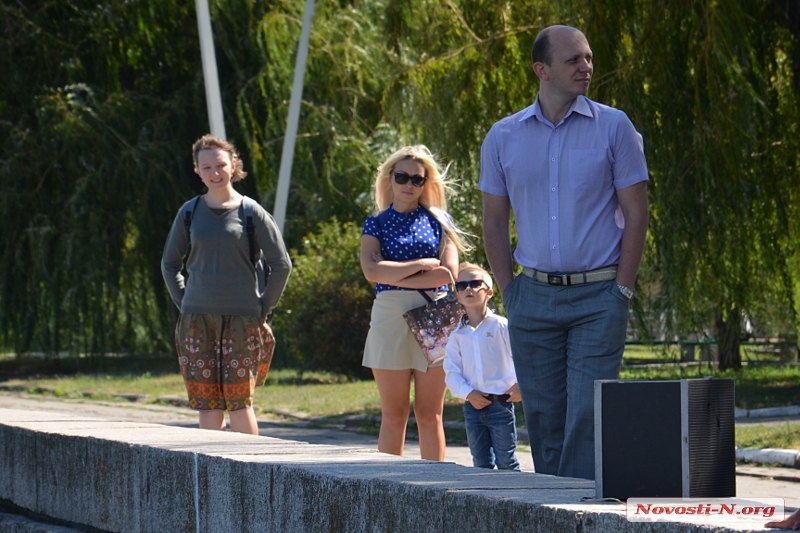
[479,95,648,273]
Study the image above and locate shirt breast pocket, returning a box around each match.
[568,148,610,190]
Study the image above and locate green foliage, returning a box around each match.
[1,0,799,371]
[0,0,393,356]
[0,1,209,355]
[217,0,391,244]
[274,218,374,378]
[382,0,800,370]
[602,0,800,354]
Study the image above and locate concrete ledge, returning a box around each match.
[0,511,85,533]
[0,408,766,533]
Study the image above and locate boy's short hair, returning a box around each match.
[457,262,494,289]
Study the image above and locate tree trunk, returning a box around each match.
[773,0,800,97]
[715,308,742,371]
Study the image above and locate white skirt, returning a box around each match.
[362,289,444,372]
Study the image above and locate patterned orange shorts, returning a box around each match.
[175,313,274,412]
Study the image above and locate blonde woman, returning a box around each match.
[360,145,469,460]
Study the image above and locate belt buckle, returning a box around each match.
[547,275,563,286]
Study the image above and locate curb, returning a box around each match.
[735,405,800,419]
[734,405,800,468]
[736,447,800,468]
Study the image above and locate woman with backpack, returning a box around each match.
[161,135,291,434]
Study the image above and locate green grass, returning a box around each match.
[621,343,794,365]
[0,368,384,417]
[736,422,800,450]
[622,344,681,363]
[1,371,184,400]
[3,355,798,414]
[253,371,382,418]
[0,367,466,422]
[3,356,798,415]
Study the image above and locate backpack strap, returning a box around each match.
[183,196,202,239]
[241,197,258,267]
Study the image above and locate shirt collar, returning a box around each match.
[387,203,425,219]
[524,95,593,125]
[458,307,496,329]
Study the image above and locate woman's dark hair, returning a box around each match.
[192,135,248,182]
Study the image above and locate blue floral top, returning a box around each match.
[362,204,447,294]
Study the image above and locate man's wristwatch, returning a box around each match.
[617,284,635,300]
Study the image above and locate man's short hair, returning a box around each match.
[531,30,551,66]
[458,262,494,290]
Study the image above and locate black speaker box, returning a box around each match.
[594,378,736,500]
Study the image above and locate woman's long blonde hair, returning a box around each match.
[373,145,471,252]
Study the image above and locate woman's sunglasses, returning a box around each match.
[392,171,428,188]
[455,279,489,292]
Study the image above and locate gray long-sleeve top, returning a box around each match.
[161,196,292,319]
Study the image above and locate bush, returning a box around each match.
[273,218,374,379]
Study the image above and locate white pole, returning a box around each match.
[195,0,226,139]
[273,0,316,233]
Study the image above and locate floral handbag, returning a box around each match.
[403,288,465,368]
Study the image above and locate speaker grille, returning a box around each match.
[687,379,736,497]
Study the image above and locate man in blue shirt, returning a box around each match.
[479,25,649,480]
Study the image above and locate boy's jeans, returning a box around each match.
[463,401,521,471]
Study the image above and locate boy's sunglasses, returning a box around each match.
[455,279,489,292]
[392,171,428,188]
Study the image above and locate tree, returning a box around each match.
[1,0,798,373]
[210,0,393,242]
[274,219,374,378]
[0,0,208,355]
[584,0,800,369]
[381,0,800,370]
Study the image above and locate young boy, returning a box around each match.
[443,262,521,471]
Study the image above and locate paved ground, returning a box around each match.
[1,392,798,509]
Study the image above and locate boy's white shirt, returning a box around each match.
[443,309,516,400]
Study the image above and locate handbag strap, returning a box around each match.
[417,267,457,302]
[423,207,458,293]
[416,289,434,304]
